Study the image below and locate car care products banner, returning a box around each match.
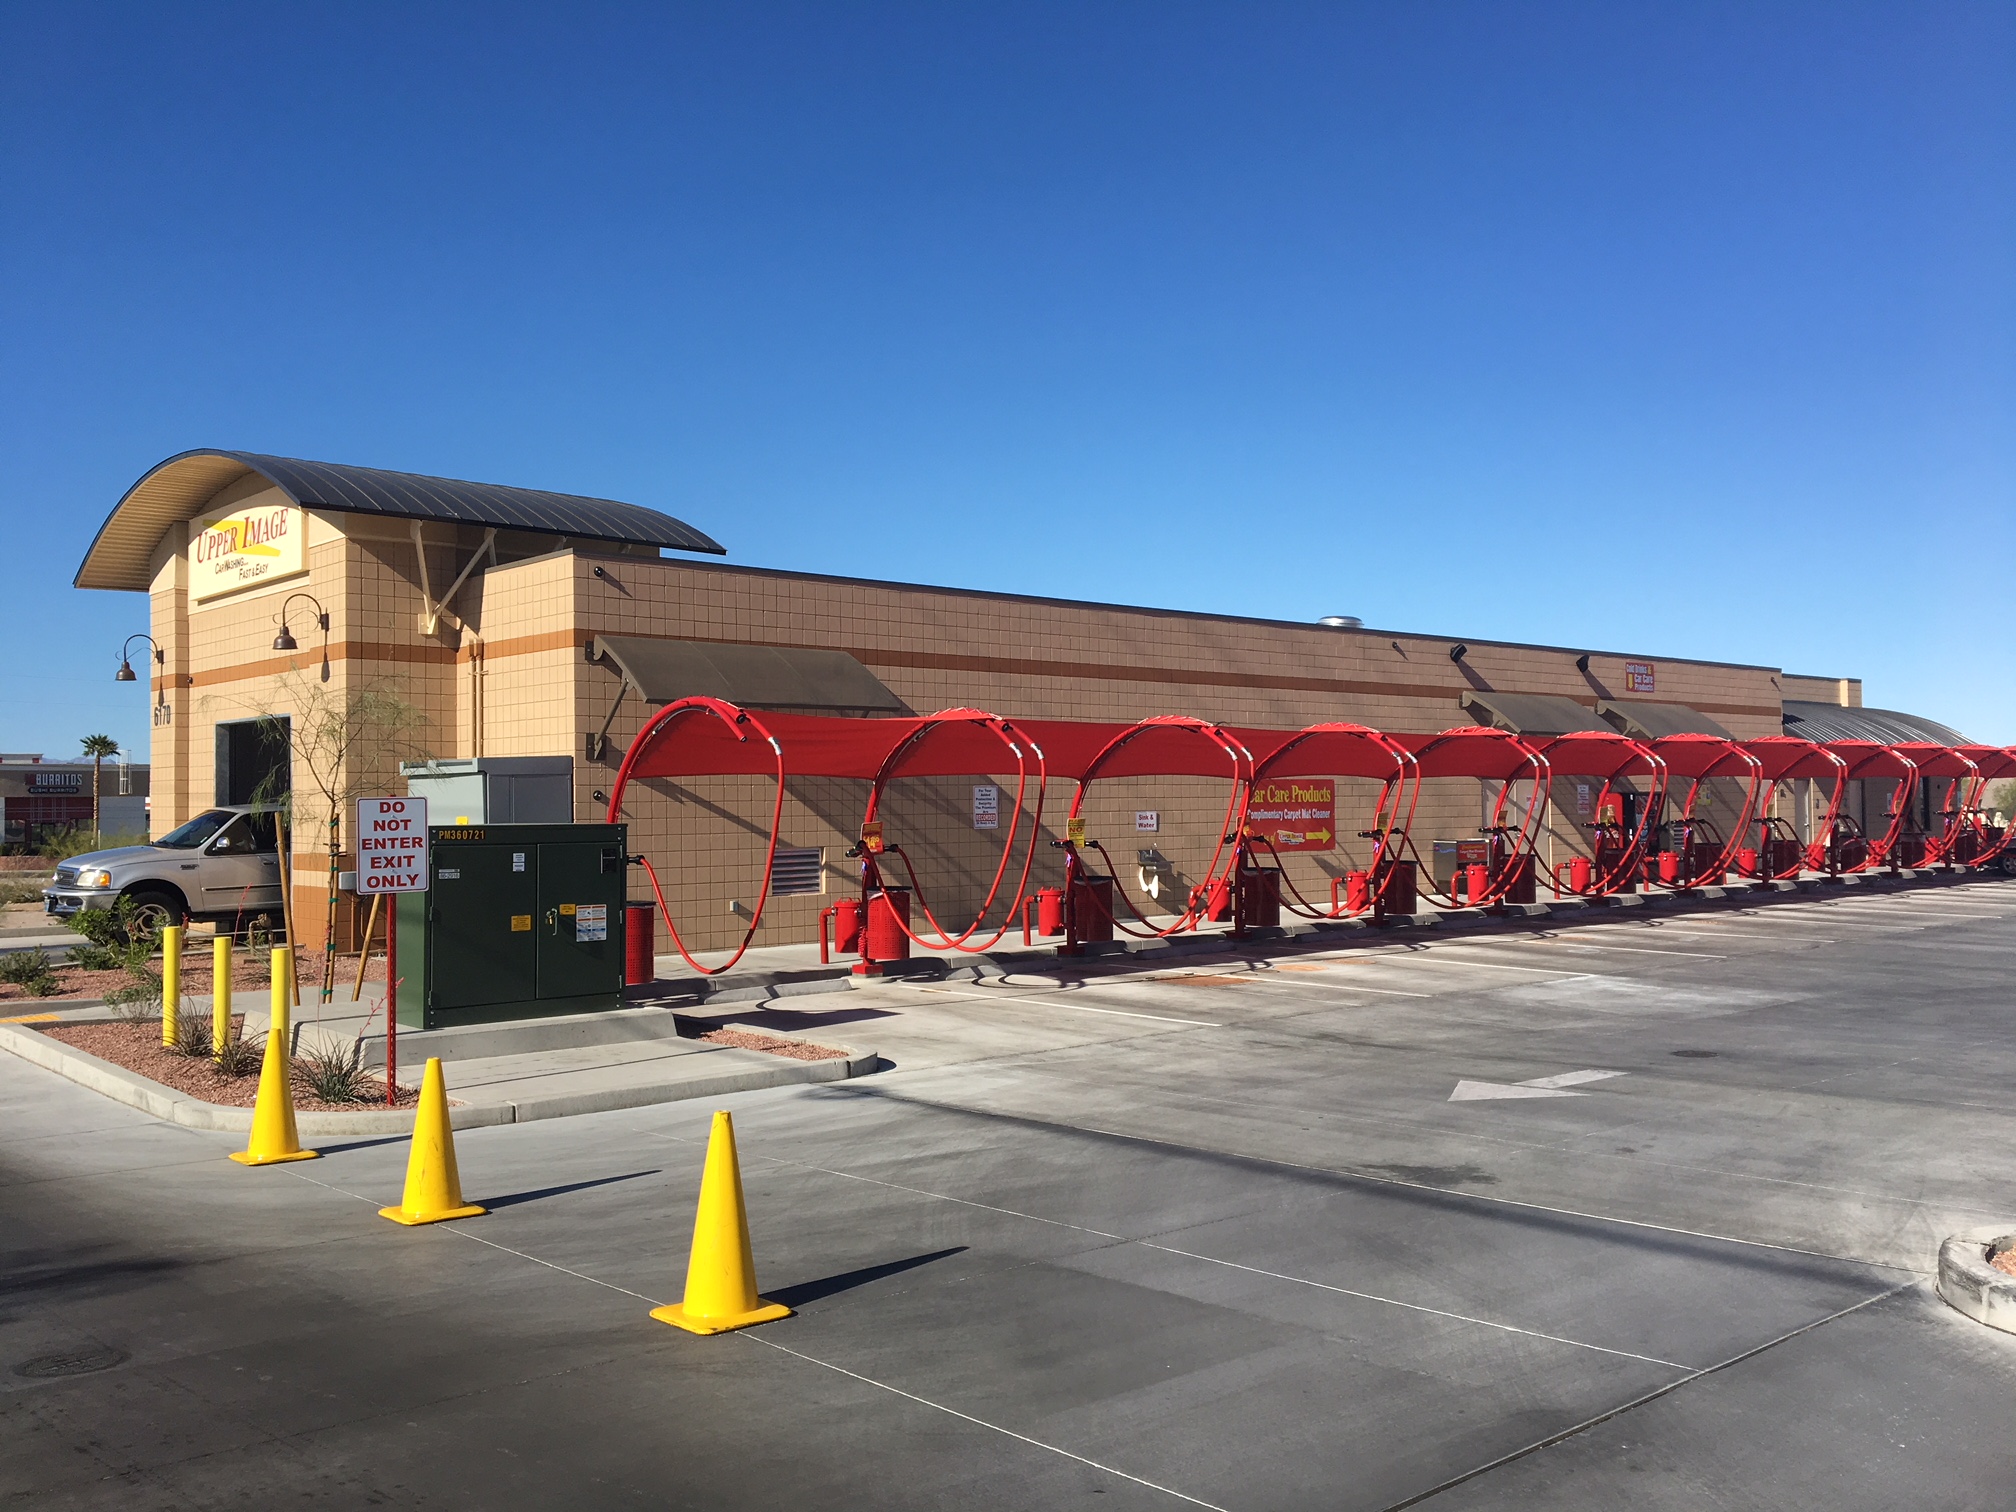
[1246,779,1336,851]
[190,502,307,601]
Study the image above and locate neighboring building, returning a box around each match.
[74,449,1945,950]
[0,755,150,852]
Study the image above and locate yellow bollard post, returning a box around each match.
[229,947,316,1166]
[379,1059,485,1225]
[160,924,182,1048]
[212,934,232,1060]
[650,1111,792,1335]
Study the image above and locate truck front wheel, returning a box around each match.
[122,886,187,937]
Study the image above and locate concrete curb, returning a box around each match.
[1935,1225,2016,1335]
[0,1020,878,1132]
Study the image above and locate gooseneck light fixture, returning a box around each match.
[274,593,332,681]
[116,633,172,723]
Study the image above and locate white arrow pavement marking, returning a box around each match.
[1449,1069,1627,1101]
[1523,1069,1628,1089]
[1450,1080,1583,1101]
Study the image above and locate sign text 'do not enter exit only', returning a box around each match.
[358,797,430,892]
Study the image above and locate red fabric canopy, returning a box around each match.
[1742,735,1847,783]
[1649,733,1760,781]
[1527,730,1661,781]
[1399,726,1545,781]
[616,701,1990,793]
[1887,741,1978,780]
[1956,745,2016,780]
[1825,740,1916,780]
[1251,723,1415,781]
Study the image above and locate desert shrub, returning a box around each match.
[64,898,159,955]
[293,1041,375,1104]
[165,1015,215,1058]
[211,1022,266,1078]
[105,978,161,1023]
[0,949,51,985]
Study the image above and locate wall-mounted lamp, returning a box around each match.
[591,790,609,805]
[1575,654,1591,673]
[1448,644,1468,663]
[592,565,609,580]
[116,633,170,722]
[273,593,332,681]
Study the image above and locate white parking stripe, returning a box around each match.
[1136,1242,1687,1370]
[1515,940,1726,959]
[917,985,1224,1027]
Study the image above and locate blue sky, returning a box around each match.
[3,1,2011,761]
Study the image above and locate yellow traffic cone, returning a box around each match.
[228,968,317,1166]
[650,1110,792,1335]
[380,1058,485,1225]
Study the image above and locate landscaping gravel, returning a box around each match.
[40,1019,420,1110]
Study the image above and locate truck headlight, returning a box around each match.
[75,868,112,889]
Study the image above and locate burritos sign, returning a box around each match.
[190,503,306,602]
[1246,778,1336,852]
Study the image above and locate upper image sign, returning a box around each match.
[190,503,306,601]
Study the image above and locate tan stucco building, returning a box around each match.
[80,450,1902,951]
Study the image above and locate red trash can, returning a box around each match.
[865,888,912,962]
[1465,863,1491,904]
[830,896,863,954]
[1568,856,1592,893]
[1071,874,1115,942]
[1344,870,1370,912]
[624,902,655,987]
[1035,886,1066,937]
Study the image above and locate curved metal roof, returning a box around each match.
[75,450,725,591]
[1781,701,1967,746]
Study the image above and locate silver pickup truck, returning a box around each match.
[43,805,283,934]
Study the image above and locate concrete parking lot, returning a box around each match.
[6,880,2015,1509]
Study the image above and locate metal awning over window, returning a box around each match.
[1458,691,1613,737]
[1597,701,1732,740]
[587,635,908,761]
[1780,701,1968,745]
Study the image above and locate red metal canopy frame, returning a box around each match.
[1642,734,1764,891]
[1528,731,1666,898]
[1822,741,1918,874]
[1062,716,1254,946]
[1741,736,1848,879]
[1391,726,1552,909]
[1243,722,1421,919]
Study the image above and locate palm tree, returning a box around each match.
[79,734,120,842]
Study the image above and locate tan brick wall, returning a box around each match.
[143,502,1808,953]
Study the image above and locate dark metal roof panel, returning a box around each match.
[1458,691,1613,737]
[592,636,909,715]
[1781,702,1967,745]
[75,449,724,591]
[1597,701,1734,740]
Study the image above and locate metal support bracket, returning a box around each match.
[413,524,498,635]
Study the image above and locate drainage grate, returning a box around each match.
[14,1346,127,1379]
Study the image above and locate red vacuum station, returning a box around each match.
[606,696,2016,979]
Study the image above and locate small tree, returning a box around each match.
[216,670,430,1005]
[79,734,119,842]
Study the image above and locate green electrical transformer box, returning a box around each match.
[394,823,628,1030]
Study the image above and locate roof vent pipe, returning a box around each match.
[1317,615,1363,629]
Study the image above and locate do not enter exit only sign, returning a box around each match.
[358,797,430,892]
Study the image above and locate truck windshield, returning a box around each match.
[156,810,234,850]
